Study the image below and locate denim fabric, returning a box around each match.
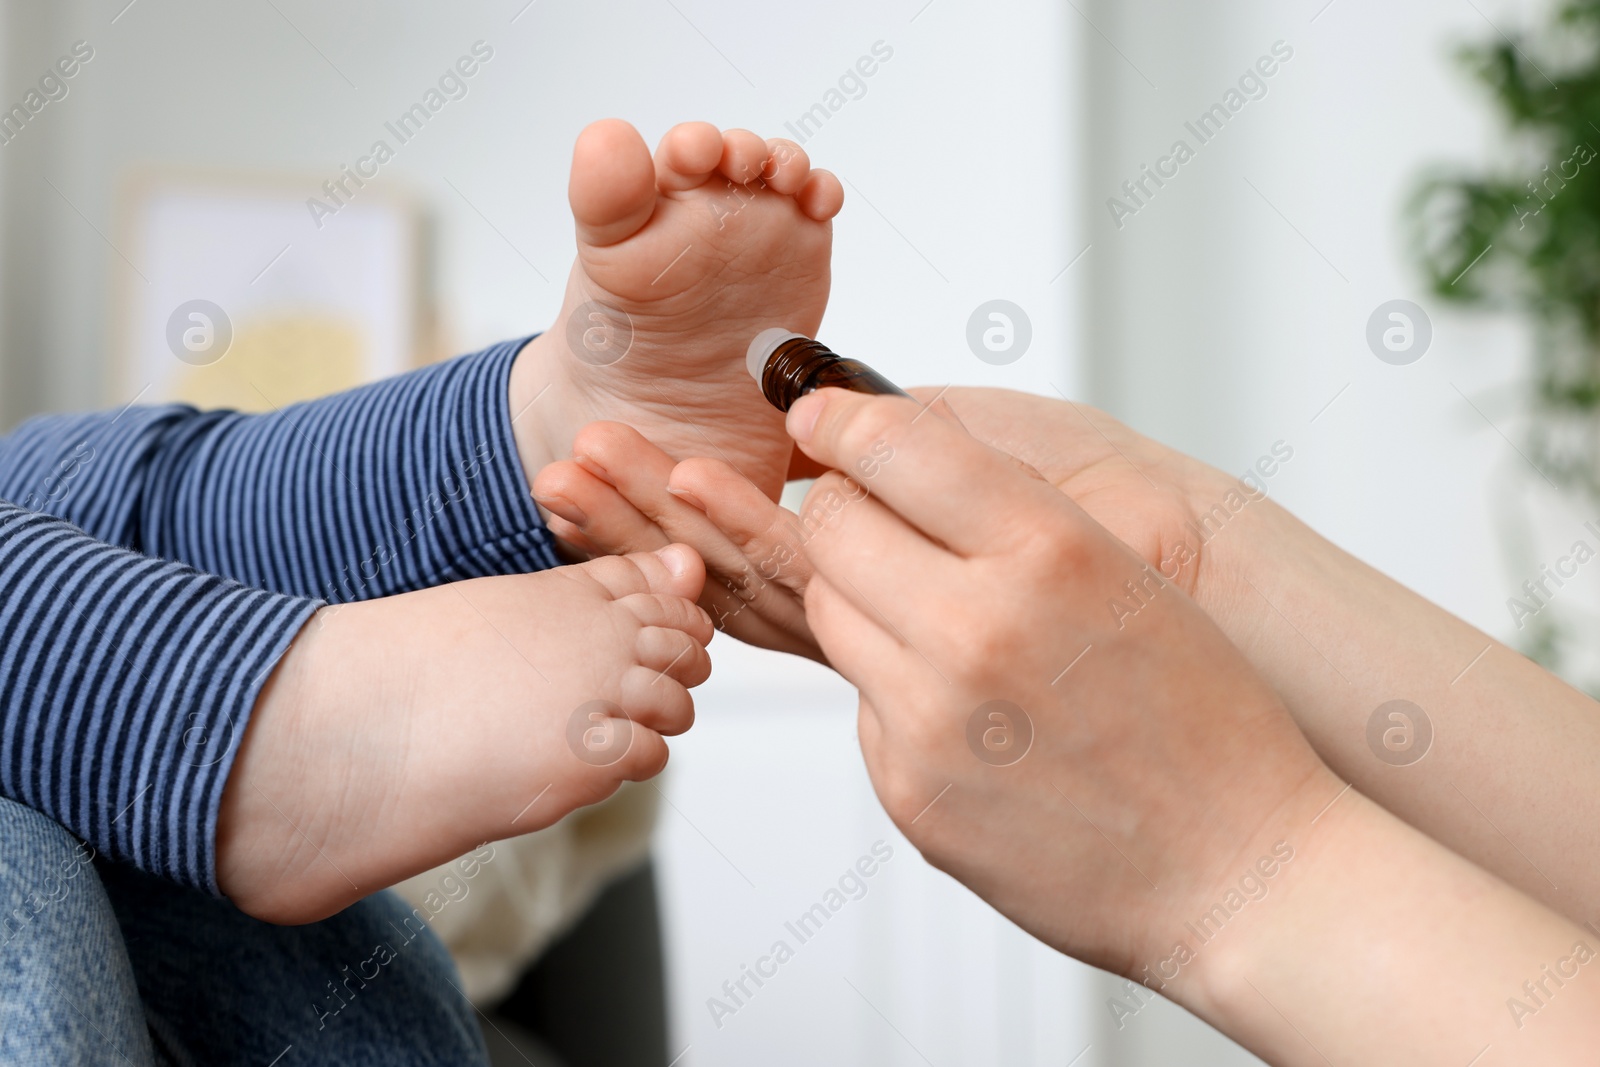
[0,796,154,1066]
[0,798,489,1066]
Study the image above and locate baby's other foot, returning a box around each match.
[217,547,714,924]
[512,119,843,509]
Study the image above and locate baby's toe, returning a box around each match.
[797,169,846,221]
[718,128,770,186]
[556,704,671,799]
[619,666,698,736]
[598,718,671,784]
[635,623,714,687]
[578,546,705,602]
[761,138,812,196]
[655,121,723,191]
[617,726,671,782]
[618,592,716,646]
[569,118,658,248]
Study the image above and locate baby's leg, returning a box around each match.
[0,798,155,1066]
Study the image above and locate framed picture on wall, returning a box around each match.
[115,169,428,412]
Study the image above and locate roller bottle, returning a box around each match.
[746,329,911,412]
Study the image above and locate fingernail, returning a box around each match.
[788,392,825,443]
[573,452,607,478]
[667,486,707,512]
[655,544,692,578]
[534,494,587,525]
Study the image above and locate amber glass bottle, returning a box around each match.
[746,329,912,412]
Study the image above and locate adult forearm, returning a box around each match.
[1207,496,1600,925]
[1188,791,1600,1064]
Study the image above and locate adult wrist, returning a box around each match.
[1118,758,1346,1013]
[1171,475,1335,676]
[1177,775,1366,1029]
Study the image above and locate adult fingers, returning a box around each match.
[671,458,814,596]
[787,389,1079,558]
[794,471,953,644]
[534,459,672,557]
[803,572,909,691]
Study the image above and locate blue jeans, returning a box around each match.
[0,798,489,1066]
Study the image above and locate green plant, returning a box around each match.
[1410,0,1600,677]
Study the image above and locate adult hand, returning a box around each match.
[781,386,1335,975]
[786,386,1600,1065]
[917,388,1600,930]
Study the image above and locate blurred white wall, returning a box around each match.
[1084,0,1543,647]
[0,0,1570,1063]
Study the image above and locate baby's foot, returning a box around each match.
[512,119,843,510]
[217,546,714,924]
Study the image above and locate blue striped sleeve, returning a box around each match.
[0,337,559,602]
[0,502,318,892]
[0,337,558,894]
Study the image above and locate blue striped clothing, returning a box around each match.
[0,338,558,892]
